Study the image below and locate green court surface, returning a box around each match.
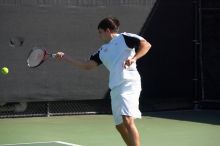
[0,110,220,146]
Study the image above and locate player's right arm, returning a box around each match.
[55,52,99,70]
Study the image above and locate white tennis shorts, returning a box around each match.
[110,80,142,125]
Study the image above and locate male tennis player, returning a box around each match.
[55,17,151,146]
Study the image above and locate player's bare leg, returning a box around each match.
[116,116,140,146]
[116,123,131,146]
[123,115,140,146]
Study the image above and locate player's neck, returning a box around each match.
[106,33,118,43]
[110,33,118,39]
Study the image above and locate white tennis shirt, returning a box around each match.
[90,32,145,89]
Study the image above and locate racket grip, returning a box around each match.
[51,54,56,58]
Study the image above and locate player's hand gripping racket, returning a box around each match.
[27,47,56,68]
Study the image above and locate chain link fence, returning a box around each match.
[0,99,111,118]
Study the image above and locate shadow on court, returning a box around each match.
[144,110,220,125]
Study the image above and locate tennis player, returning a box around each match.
[55,17,151,146]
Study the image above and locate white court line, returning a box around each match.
[0,141,83,146]
[55,141,82,146]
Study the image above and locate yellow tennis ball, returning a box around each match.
[1,67,9,75]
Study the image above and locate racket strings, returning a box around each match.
[27,49,45,67]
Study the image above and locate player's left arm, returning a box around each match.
[133,39,151,61]
[124,39,151,67]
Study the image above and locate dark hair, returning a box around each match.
[97,17,120,32]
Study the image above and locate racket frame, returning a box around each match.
[27,47,55,68]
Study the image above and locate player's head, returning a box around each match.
[97,17,120,43]
[98,17,120,32]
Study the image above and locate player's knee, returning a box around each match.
[122,116,134,128]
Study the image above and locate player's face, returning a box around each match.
[98,28,111,43]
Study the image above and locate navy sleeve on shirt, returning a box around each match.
[89,50,102,65]
[122,34,141,50]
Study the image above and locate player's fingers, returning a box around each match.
[123,58,136,68]
[126,59,132,65]
[55,52,65,60]
[123,60,130,69]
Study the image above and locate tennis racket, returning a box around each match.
[27,47,56,68]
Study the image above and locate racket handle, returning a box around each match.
[51,54,56,58]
